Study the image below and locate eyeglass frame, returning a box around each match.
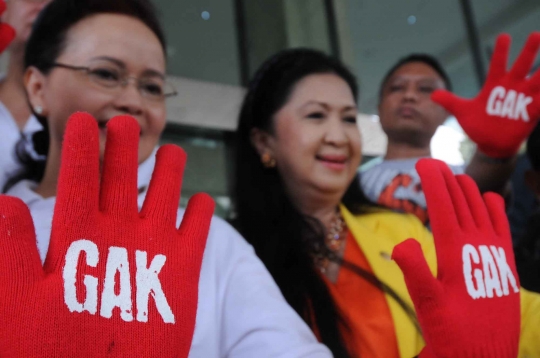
[48,62,178,101]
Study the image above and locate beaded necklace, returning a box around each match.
[314,210,347,273]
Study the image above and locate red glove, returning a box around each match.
[392,159,520,357]
[0,0,15,53]
[0,113,214,357]
[432,32,540,158]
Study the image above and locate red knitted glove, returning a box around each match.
[0,0,15,53]
[432,32,540,158]
[392,159,520,357]
[0,113,214,357]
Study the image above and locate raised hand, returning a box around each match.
[392,159,520,357]
[432,32,540,158]
[0,0,15,53]
[0,113,214,357]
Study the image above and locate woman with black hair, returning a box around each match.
[3,0,331,356]
[231,48,540,358]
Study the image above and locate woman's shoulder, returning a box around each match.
[347,208,432,244]
[351,208,424,228]
[175,209,256,264]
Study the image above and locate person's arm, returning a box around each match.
[201,218,332,358]
[465,150,516,195]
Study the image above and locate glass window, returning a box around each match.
[160,124,232,218]
[154,0,241,86]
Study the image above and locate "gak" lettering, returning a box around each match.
[62,239,175,324]
[462,244,519,299]
[486,86,532,121]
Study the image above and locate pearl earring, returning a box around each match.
[34,105,43,115]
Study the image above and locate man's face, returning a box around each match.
[378,61,449,148]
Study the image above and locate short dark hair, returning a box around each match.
[25,0,166,74]
[527,123,540,170]
[378,53,452,101]
[7,0,166,190]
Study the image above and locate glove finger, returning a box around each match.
[99,115,139,216]
[392,239,440,301]
[0,195,43,286]
[455,175,492,231]
[55,112,100,224]
[431,89,467,116]
[417,159,472,231]
[485,34,510,84]
[509,32,540,80]
[177,193,214,256]
[0,23,15,54]
[483,192,511,241]
[140,144,185,226]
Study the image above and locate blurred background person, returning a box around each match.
[360,33,540,226]
[0,0,50,190]
[515,122,540,293]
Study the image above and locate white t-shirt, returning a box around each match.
[0,101,42,191]
[360,157,464,225]
[6,152,331,358]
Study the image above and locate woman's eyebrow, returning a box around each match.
[90,56,126,68]
[141,69,166,80]
[89,56,166,79]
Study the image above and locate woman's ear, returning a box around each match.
[24,66,49,116]
[250,127,275,157]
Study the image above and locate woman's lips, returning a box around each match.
[316,155,347,171]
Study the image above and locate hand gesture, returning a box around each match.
[432,32,540,158]
[392,159,520,357]
[0,113,214,357]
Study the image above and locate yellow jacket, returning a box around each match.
[341,206,540,358]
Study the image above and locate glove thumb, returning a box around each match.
[431,89,467,117]
[392,239,439,300]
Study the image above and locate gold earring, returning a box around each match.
[261,152,276,168]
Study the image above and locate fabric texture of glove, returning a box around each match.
[0,113,214,357]
[392,159,520,357]
[432,32,540,158]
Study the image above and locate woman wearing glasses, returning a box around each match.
[4,0,330,356]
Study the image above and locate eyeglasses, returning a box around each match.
[50,62,178,101]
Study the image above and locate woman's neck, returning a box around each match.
[34,144,61,198]
[290,188,343,228]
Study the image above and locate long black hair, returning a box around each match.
[4,0,166,191]
[231,48,418,357]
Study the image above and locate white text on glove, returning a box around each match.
[462,244,519,299]
[486,86,532,121]
[62,239,175,324]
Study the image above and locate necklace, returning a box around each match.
[314,210,347,273]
